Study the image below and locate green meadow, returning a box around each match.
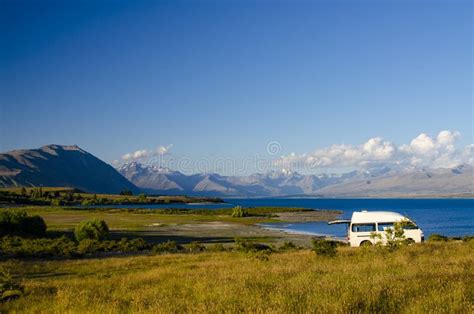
[0,203,472,313]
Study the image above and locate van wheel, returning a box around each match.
[404,238,415,245]
[360,241,372,247]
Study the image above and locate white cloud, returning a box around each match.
[406,133,436,154]
[437,130,460,146]
[275,130,473,171]
[121,144,173,162]
[362,137,395,159]
[122,149,149,161]
[157,144,173,155]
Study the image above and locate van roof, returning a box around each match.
[351,211,407,224]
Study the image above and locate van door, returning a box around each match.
[351,223,376,246]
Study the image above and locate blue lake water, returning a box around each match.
[226,198,474,238]
[93,198,474,237]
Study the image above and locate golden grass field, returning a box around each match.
[1,241,473,313]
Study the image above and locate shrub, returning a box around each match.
[187,241,205,253]
[138,193,147,202]
[312,238,337,257]
[114,238,149,252]
[0,236,152,258]
[0,210,46,237]
[0,236,78,258]
[252,250,272,261]
[120,189,133,196]
[77,239,103,255]
[0,267,24,301]
[74,219,109,242]
[152,241,183,254]
[77,238,150,255]
[428,234,448,242]
[279,241,298,251]
[50,199,62,206]
[208,243,226,252]
[21,215,47,237]
[81,199,95,206]
[231,206,249,218]
[370,220,410,251]
[462,236,474,242]
[234,237,272,253]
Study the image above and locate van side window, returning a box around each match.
[378,223,394,231]
[351,223,376,232]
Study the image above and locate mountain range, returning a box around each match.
[1,145,473,197]
[117,161,474,197]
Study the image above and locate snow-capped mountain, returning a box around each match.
[118,162,474,197]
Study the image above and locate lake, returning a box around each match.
[229,198,473,238]
[94,198,474,238]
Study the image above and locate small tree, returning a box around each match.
[371,219,413,251]
[231,206,248,218]
[21,215,47,237]
[74,219,109,242]
[20,187,27,197]
[0,210,46,237]
[138,193,147,202]
[0,267,24,301]
[428,234,448,242]
[120,189,133,196]
[66,191,74,202]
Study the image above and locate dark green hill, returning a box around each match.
[0,145,139,194]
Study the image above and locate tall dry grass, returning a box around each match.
[1,241,473,313]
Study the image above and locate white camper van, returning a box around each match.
[329,211,424,247]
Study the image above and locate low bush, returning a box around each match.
[77,238,150,255]
[312,238,338,257]
[77,239,102,255]
[0,267,24,301]
[0,236,152,258]
[186,241,205,253]
[428,234,448,242]
[252,250,272,261]
[208,243,226,252]
[231,206,249,218]
[279,241,298,251]
[50,199,62,206]
[74,219,109,242]
[0,210,46,237]
[152,241,184,254]
[234,237,273,253]
[462,235,474,242]
[114,238,149,252]
[0,236,78,258]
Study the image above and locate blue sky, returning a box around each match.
[1,0,472,174]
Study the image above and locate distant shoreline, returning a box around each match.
[224,194,474,199]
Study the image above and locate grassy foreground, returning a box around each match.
[2,241,473,313]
